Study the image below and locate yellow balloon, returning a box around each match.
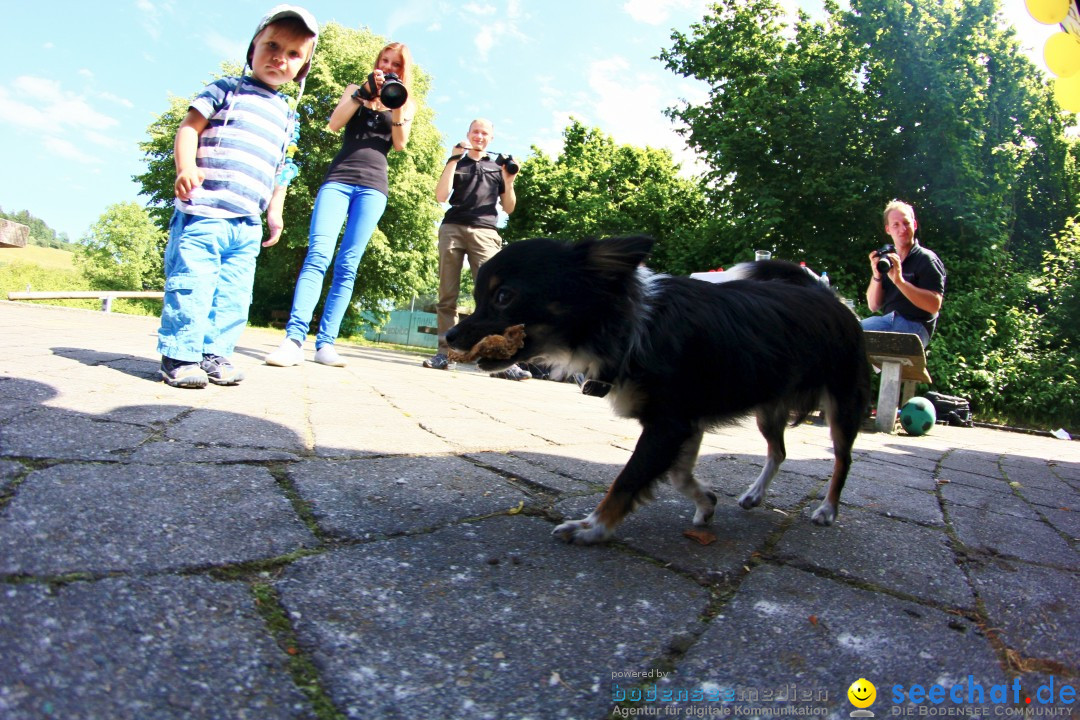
[1045,32,1080,77]
[1054,74,1080,112]
[1026,0,1070,25]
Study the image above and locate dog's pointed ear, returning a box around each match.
[583,236,655,276]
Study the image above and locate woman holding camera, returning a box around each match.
[266,42,415,368]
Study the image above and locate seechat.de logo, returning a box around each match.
[849,678,877,718]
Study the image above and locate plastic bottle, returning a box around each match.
[820,271,830,288]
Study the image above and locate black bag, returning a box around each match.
[924,391,973,427]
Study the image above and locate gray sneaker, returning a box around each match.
[491,364,532,381]
[160,356,208,389]
[423,353,455,370]
[200,354,244,385]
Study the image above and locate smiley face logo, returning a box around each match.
[848,678,877,709]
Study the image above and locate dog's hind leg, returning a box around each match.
[738,404,788,511]
[811,392,860,525]
[553,419,695,544]
[666,429,718,526]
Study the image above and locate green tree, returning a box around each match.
[504,119,714,275]
[75,202,165,290]
[660,0,1080,428]
[134,23,444,328]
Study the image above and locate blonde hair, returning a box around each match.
[883,199,916,226]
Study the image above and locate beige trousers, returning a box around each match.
[435,223,502,353]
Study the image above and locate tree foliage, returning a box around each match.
[0,206,73,249]
[75,202,165,290]
[659,0,1080,428]
[134,22,444,328]
[503,119,715,275]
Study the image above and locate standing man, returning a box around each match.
[423,118,528,379]
[862,200,946,348]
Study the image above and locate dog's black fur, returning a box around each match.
[446,236,871,544]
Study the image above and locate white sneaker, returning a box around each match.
[314,345,347,367]
[265,337,304,367]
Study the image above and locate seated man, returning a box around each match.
[862,199,946,348]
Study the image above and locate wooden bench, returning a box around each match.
[7,291,165,313]
[864,331,931,433]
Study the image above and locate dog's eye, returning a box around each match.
[493,287,515,308]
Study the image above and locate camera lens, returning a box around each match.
[380,79,408,109]
[876,257,892,275]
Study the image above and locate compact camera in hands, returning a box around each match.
[874,243,896,275]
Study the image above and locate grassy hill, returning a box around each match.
[0,245,75,270]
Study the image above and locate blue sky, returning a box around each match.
[0,0,1057,241]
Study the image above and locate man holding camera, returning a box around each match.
[424,118,525,378]
[862,199,946,348]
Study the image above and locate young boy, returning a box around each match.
[157,5,318,388]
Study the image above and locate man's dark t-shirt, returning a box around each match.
[442,155,505,230]
[881,243,946,335]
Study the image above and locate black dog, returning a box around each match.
[446,236,870,544]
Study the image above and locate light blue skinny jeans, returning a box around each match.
[861,311,931,348]
[285,181,388,348]
[157,211,262,362]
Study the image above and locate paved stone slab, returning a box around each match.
[0,460,23,493]
[940,481,1043,520]
[850,455,940,491]
[0,576,312,720]
[274,515,710,720]
[947,504,1079,569]
[617,495,789,583]
[510,444,634,486]
[1038,506,1080,541]
[130,440,301,464]
[167,408,309,453]
[1,407,152,460]
[465,451,598,495]
[774,508,974,608]
[841,479,943,525]
[287,456,535,540]
[0,463,317,575]
[969,560,1080,671]
[695,454,825,512]
[659,564,1005,713]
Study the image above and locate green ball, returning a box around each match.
[900,397,937,436]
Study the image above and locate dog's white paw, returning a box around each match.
[552,515,612,545]
[693,491,718,526]
[811,501,837,526]
[738,488,763,510]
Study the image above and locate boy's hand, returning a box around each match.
[264,211,284,247]
[174,168,205,201]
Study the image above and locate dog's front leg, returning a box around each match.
[553,420,694,544]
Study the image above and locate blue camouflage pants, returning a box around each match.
[157,211,262,362]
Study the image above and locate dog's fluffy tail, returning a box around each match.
[719,259,831,289]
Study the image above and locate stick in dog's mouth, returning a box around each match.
[447,324,526,364]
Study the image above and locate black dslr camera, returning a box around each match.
[874,243,896,275]
[494,153,519,175]
[354,72,408,109]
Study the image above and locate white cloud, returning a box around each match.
[135,0,172,41]
[204,31,247,66]
[463,2,497,16]
[624,0,708,26]
[0,76,121,166]
[534,56,708,176]
[42,137,102,164]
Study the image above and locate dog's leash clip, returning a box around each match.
[581,380,612,398]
